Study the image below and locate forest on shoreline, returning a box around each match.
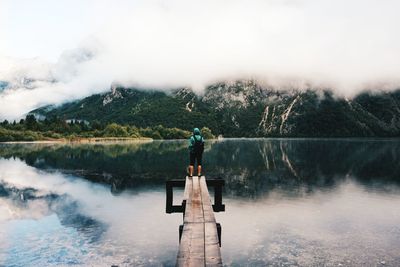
[0,115,214,142]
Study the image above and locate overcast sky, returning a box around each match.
[1,0,400,119]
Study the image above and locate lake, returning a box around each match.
[1,139,400,266]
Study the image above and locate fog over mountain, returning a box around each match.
[1,0,400,120]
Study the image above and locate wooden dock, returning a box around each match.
[166,176,225,267]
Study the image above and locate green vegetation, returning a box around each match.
[0,115,215,142]
[32,88,220,134]
[31,84,400,137]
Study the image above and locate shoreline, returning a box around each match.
[2,136,400,145]
[1,137,153,144]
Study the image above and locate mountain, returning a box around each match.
[31,81,400,137]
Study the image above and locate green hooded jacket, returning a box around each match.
[189,128,204,154]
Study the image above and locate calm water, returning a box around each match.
[1,139,400,266]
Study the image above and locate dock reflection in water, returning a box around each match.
[1,139,400,266]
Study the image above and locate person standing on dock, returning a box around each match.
[188,127,205,177]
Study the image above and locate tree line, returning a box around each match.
[0,115,214,142]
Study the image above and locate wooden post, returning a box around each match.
[165,179,186,213]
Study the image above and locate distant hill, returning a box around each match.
[31,81,400,137]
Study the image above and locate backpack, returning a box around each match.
[192,135,204,154]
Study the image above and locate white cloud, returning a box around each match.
[1,0,400,119]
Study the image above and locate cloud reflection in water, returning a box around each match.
[0,159,179,266]
[1,139,400,266]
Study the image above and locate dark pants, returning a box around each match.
[189,152,202,166]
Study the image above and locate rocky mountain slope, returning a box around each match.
[31,81,400,137]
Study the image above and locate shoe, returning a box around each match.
[198,173,202,177]
[188,174,193,178]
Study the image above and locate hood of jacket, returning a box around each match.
[193,128,201,135]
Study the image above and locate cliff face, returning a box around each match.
[256,90,400,137]
[31,81,400,137]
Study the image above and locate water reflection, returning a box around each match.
[219,181,400,266]
[1,139,400,266]
[1,139,399,196]
[0,159,179,266]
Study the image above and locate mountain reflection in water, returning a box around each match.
[1,139,399,196]
[1,139,400,266]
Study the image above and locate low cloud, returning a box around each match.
[1,0,400,120]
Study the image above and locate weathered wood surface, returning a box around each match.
[176,176,222,267]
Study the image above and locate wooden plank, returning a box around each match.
[184,177,204,224]
[183,176,193,202]
[199,177,216,223]
[178,176,206,267]
[204,222,222,266]
[177,222,205,266]
[200,177,222,266]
